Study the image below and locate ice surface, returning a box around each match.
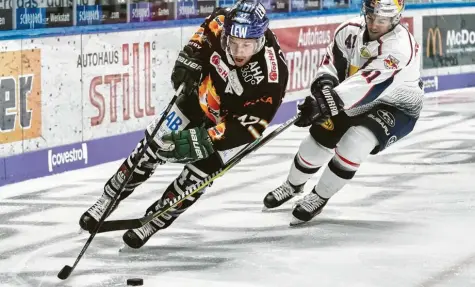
[1,88,475,287]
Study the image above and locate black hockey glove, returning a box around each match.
[157,126,215,164]
[171,46,203,97]
[295,79,343,127]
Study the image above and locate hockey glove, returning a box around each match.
[171,46,203,97]
[295,81,343,127]
[157,126,215,164]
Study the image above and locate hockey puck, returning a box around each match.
[127,278,143,286]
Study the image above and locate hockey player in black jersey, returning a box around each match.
[79,0,288,249]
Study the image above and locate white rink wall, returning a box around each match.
[1,6,475,185]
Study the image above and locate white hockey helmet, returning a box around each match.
[362,0,405,25]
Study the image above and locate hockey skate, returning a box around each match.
[290,191,328,226]
[262,180,304,210]
[121,212,174,250]
[79,192,120,233]
[79,174,124,233]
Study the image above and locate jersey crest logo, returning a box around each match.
[360,46,371,58]
[383,54,400,69]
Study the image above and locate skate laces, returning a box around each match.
[299,193,327,213]
[272,182,296,201]
[135,222,158,240]
[88,194,113,221]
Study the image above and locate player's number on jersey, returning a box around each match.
[361,71,381,84]
[238,114,260,127]
[345,34,357,49]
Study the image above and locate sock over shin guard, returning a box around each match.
[287,135,334,186]
[314,126,379,199]
[105,137,165,201]
[144,163,211,229]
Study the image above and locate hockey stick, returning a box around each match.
[96,113,301,234]
[57,83,185,280]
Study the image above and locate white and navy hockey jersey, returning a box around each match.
[316,16,424,118]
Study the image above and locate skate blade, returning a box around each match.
[289,216,307,227]
[119,244,133,253]
[119,242,145,253]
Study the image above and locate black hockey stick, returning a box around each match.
[96,113,301,234]
[57,83,185,280]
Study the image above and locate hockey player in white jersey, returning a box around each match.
[263,0,424,225]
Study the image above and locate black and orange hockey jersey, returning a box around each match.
[184,7,289,151]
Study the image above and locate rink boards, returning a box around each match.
[2,6,475,186]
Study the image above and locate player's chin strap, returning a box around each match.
[57,83,186,281]
[96,113,302,234]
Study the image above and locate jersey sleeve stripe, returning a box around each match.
[405,28,414,66]
[377,39,383,56]
[349,70,400,108]
[332,41,348,82]
[360,57,376,70]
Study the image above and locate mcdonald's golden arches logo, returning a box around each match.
[426,27,443,57]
